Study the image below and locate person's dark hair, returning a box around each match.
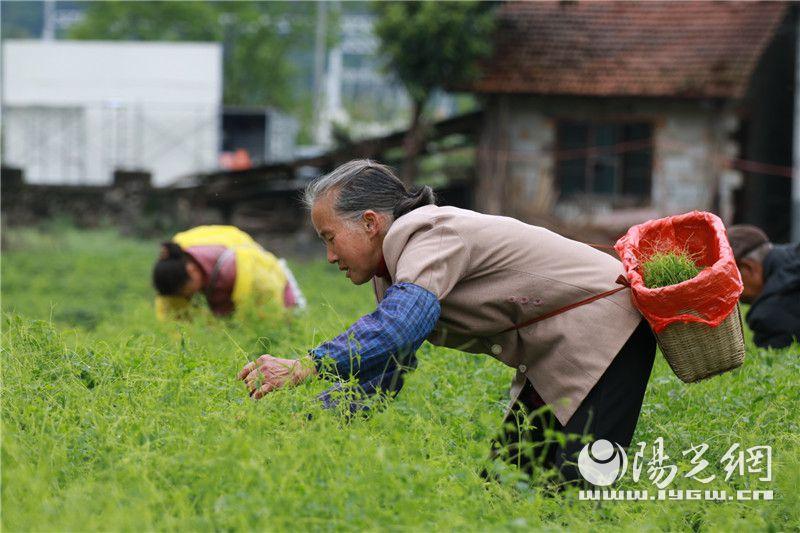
[152,241,189,295]
[303,159,436,221]
[728,225,772,263]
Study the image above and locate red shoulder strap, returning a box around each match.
[500,274,630,334]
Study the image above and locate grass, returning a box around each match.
[2,226,799,531]
[642,251,702,289]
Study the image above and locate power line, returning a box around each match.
[473,137,794,179]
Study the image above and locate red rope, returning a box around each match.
[586,243,617,250]
[474,139,795,179]
[501,275,630,333]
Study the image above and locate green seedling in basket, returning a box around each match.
[642,250,702,289]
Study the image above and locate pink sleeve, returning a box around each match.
[283,283,297,308]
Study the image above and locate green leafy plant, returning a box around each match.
[642,250,702,288]
[2,227,798,531]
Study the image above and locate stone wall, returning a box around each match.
[1,168,216,236]
[1,167,475,247]
[476,95,741,236]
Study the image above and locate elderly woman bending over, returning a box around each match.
[238,160,655,483]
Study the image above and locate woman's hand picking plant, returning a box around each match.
[237,355,317,399]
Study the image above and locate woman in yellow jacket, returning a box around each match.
[152,225,304,320]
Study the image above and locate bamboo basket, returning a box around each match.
[655,305,746,383]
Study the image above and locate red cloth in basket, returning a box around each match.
[614,211,743,333]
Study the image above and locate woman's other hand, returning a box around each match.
[237,355,317,399]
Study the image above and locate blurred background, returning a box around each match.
[1,0,798,254]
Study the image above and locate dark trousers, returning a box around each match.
[487,319,656,484]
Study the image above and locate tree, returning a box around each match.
[68,1,318,113]
[373,1,495,185]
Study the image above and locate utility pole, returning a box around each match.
[793,9,800,242]
[42,0,57,40]
[313,1,328,146]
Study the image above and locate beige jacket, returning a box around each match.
[373,205,643,425]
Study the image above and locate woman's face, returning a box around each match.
[311,192,387,285]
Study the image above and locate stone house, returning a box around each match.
[467,1,795,241]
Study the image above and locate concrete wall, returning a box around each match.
[3,40,221,105]
[2,40,222,186]
[476,95,740,234]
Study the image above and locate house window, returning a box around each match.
[556,120,653,204]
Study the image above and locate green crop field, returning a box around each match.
[2,227,798,531]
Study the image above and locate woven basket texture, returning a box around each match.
[656,306,746,383]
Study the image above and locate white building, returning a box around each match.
[2,39,222,186]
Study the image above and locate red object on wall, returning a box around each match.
[219,149,252,171]
[614,211,743,333]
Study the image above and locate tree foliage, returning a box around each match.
[372,1,496,183]
[373,1,496,106]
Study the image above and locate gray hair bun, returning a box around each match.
[393,186,436,219]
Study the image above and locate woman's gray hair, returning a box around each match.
[303,159,435,222]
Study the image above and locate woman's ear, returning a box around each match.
[739,258,756,276]
[362,210,380,236]
[740,258,763,281]
[185,261,202,282]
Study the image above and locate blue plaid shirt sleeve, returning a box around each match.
[309,282,440,383]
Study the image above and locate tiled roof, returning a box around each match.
[470,1,789,98]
